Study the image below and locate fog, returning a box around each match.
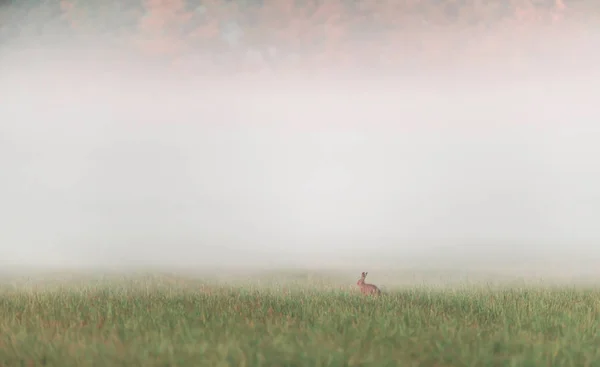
[1,2,600,280]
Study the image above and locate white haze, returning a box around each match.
[1,3,600,280]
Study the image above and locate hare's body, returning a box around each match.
[357,272,381,296]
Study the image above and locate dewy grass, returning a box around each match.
[1,276,600,367]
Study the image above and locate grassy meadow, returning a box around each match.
[1,270,600,367]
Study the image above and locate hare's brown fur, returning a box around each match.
[357,271,381,296]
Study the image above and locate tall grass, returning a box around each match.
[1,275,600,366]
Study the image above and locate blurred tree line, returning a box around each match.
[1,0,595,73]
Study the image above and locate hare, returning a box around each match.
[357,271,381,296]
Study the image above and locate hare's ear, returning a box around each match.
[365,272,368,277]
[361,272,366,277]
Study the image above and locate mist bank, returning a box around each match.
[2,16,600,273]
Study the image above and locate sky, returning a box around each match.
[1,2,600,277]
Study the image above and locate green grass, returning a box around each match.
[2,275,600,366]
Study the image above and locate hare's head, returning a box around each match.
[357,271,368,285]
